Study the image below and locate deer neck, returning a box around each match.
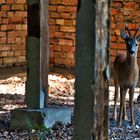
[126,52,137,67]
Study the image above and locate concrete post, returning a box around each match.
[10,0,72,129]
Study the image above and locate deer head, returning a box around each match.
[121,25,140,56]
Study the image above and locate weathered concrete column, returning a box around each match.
[25,0,49,109]
[10,0,72,129]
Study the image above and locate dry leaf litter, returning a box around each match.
[0,73,140,139]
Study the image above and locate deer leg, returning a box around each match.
[117,87,126,127]
[122,89,128,120]
[113,84,119,120]
[129,88,135,126]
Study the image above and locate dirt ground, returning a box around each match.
[0,66,140,139]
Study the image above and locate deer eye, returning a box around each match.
[128,42,131,46]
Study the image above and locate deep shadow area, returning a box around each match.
[0,66,27,80]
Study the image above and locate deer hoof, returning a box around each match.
[112,114,117,121]
[122,115,128,121]
[117,121,122,127]
[130,121,135,126]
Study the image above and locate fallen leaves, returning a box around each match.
[0,73,140,139]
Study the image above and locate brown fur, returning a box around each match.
[113,27,140,126]
[113,52,139,127]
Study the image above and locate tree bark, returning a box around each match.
[40,0,49,107]
[73,0,111,139]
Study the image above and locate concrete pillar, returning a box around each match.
[10,0,72,129]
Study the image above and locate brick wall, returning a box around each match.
[0,0,27,67]
[48,0,77,68]
[110,0,140,68]
[0,0,140,69]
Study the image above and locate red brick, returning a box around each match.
[1,25,7,31]
[0,38,6,43]
[3,57,17,64]
[55,58,63,64]
[11,4,25,10]
[124,2,138,9]
[60,13,71,19]
[67,52,74,59]
[49,25,59,32]
[111,36,117,42]
[60,26,75,32]
[112,2,123,8]
[50,0,61,4]
[1,5,10,11]
[111,9,121,15]
[62,46,72,52]
[58,39,73,46]
[17,56,26,63]
[63,59,73,68]
[10,17,22,24]
[23,18,27,24]
[54,52,61,58]
[15,37,22,44]
[15,25,22,30]
[15,0,26,3]
[15,11,27,17]
[0,11,6,17]
[7,12,14,17]
[111,23,116,29]
[110,49,117,56]
[49,6,57,11]
[7,24,15,30]
[0,45,11,51]
[61,0,77,6]
[57,6,65,12]
[115,29,120,36]
[22,25,27,30]
[64,32,75,39]
[65,7,77,12]
[55,32,64,38]
[0,32,6,37]
[73,20,76,26]
[70,13,76,19]
[1,51,8,57]
[56,19,64,25]
[54,45,62,51]
[6,0,14,3]
[15,50,25,56]
[127,23,137,30]
[0,0,6,3]
[111,43,126,50]
[7,31,19,37]
[50,38,56,45]
[48,19,56,25]
[50,12,60,18]
[2,18,9,24]
[7,37,15,43]
[64,20,73,25]
[50,57,55,63]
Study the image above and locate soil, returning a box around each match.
[0,66,140,140]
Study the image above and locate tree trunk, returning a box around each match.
[73,0,111,139]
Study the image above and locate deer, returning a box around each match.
[112,25,140,127]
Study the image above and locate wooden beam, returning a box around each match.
[40,0,49,107]
[73,0,110,139]
[73,0,96,139]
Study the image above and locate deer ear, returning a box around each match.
[137,34,140,42]
[121,29,128,40]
